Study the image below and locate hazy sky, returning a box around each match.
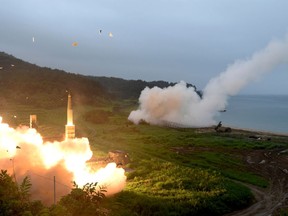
[1,0,288,94]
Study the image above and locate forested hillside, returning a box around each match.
[91,76,201,99]
[0,52,110,108]
[0,52,200,108]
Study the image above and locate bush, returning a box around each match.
[58,182,107,216]
[0,170,44,216]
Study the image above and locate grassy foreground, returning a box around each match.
[2,100,288,215]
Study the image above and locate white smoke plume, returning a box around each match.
[129,36,288,127]
[0,117,126,205]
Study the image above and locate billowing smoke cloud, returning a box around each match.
[0,117,126,205]
[129,36,288,127]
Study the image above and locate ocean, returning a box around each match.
[215,95,288,135]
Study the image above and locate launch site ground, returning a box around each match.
[1,101,288,216]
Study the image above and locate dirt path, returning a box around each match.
[225,183,271,216]
[225,148,288,216]
[196,128,288,215]
[224,182,285,216]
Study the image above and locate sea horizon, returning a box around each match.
[215,94,288,135]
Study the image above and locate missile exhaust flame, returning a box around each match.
[0,117,126,205]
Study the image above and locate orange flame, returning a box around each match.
[0,117,126,204]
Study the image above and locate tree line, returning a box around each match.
[0,51,200,108]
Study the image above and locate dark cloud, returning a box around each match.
[1,0,288,94]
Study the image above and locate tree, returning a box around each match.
[0,170,32,215]
[58,182,108,216]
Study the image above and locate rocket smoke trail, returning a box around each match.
[128,35,288,127]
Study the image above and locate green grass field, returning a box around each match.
[1,100,288,215]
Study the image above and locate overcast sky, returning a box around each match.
[1,0,288,94]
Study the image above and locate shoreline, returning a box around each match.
[196,125,288,138]
[228,126,288,137]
